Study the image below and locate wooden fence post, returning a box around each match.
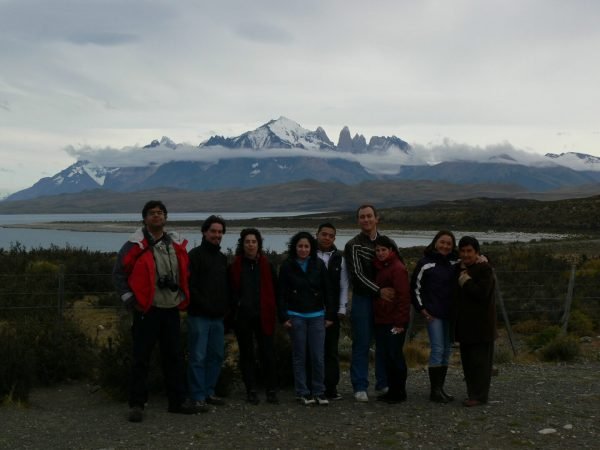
[560,264,576,335]
[494,271,517,356]
[57,264,65,323]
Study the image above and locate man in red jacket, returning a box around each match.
[113,200,196,422]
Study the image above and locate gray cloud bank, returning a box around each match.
[66,140,578,175]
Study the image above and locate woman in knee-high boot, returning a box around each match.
[411,231,458,403]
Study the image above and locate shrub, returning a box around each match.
[403,341,430,368]
[512,319,547,335]
[567,310,595,337]
[525,325,561,350]
[540,336,581,362]
[0,325,35,403]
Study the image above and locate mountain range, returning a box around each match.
[4,116,600,202]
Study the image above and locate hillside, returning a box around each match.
[0,179,552,214]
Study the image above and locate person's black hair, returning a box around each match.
[425,230,457,254]
[142,200,167,218]
[287,231,317,259]
[458,235,480,253]
[356,204,378,219]
[374,234,403,261]
[236,228,263,256]
[201,215,226,234]
[317,222,337,233]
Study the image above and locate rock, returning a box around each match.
[538,428,557,434]
[579,336,592,343]
[563,424,573,430]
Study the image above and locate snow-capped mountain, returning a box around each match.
[143,136,178,150]
[4,116,600,202]
[202,116,336,150]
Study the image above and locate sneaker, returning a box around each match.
[266,391,279,404]
[297,395,315,405]
[315,394,329,406]
[354,391,369,402]
[325,391,343,400]
[246,391,260,405]
[205,395,225,406]
[128,406,143,422]
[375,386,389,394]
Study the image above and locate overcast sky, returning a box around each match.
[1,0,599,195]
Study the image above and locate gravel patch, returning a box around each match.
[1,362,598,449]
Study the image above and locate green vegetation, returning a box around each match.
[0,236,599,403]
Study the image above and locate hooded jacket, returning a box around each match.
[373,252,410,327]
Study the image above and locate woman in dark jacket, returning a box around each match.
[278,231,335,406]
[372,235,411,403]
[229,228,279,405]
[410,230,459,403]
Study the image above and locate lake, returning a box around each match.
[0,213,564,253]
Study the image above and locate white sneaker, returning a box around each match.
[376,387,389,395]
[354,391,369,402]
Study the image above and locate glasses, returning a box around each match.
[147,210,165,216]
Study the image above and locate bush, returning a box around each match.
[403,341,430,367]
[512,319,547,334]
[540,336,581,362]
[0,318,93,403]
[567,310,595,337]
[0,325,35,403]
[526,325,561,350]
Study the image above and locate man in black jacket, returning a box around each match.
[187,215,230,410]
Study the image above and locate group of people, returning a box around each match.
[113,201,497,423]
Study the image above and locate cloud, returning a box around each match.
[235,22,294,44]
[66,32,138,47]
[64,139,558,175]
[0,101,9,112]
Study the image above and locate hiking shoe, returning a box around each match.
[266,391,279,404]
[315,394,329,406]
[206,395,225,406]
[297,395,315,406]
[128,406,143,422]
[325,391,342,400]
[354,391,369,402]
[246,391,260,405]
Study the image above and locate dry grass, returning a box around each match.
[67,296,120,346]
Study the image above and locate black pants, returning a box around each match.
[459,341,494,403]
[324,318,340,395]
[129,307,187,409]
[235,317,276,393]
[374,324,407,397]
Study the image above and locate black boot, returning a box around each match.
[428,367,449,403]
[439,366,454,401]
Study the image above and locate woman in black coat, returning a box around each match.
[278,231,335,406]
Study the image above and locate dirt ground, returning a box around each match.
[1,361,598,449]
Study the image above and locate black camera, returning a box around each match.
[157,275,179,292]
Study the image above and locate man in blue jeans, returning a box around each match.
[187,215,230,411]
[344,205,396,402]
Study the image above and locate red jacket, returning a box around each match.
[373,253,410,327]
[113,228,190,313]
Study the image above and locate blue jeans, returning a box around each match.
[350,294,387,391]
[187,315,224,401]
[427,317,452,366]
[288,315,326,397]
